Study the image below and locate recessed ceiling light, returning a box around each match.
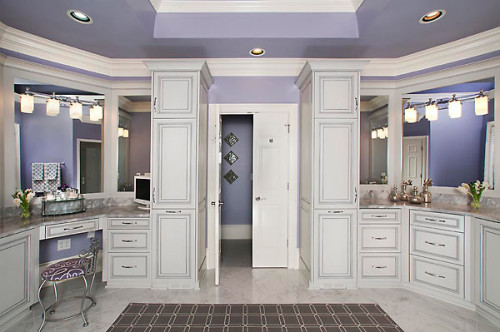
[250,48,265,57]
[67,10,93,24]
[419,9,446,24]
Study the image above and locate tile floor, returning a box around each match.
[5,240,500,332]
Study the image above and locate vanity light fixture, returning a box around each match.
[67,10,93,24]
[118,127,124,137]
[69,97,83,119]
[448,94,462,119]
[425,99,438,121]
[250,48,265,56]
[90,103,103,121]
[123,129,129,138]
[404,106,418,123]
[377,128,386,139]
[383,126,389,138]
[371,130,377,139]
[46,93,60,116]
[20,88,34,113]
[419,10,446,24]
[475,90,489,116]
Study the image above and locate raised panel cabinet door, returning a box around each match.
[153,210,195,280]
[314,72,359,118]
[152,119,197,209]
[314,119,358,208]
[480,222,500,314]
[315,210,355,278]
[153,72,198,118]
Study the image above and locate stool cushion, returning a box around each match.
[41,258,89,281]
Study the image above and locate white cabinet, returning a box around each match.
[0,229,38,328]
[153,72,198,118]
[476,219,500,325]
[152,119,197,209]
[314,119,358,208]
[314,72,359,118]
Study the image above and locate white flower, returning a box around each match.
[27,192,35,202]
[483,181,490,190]
[13,198,21,207]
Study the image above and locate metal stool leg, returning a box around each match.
[49,283,59,315]
[38,280,47,332]
[80,276,89,327]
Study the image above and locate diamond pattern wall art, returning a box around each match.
[224,151,239,165]
[224,132,238,147]
[223,170,238,184]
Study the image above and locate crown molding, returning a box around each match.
[151,0,360,13]
[119,96,151,113]
[360,95,389,112]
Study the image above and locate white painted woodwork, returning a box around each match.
[411,255,464,298]
[359,254,399,279]
[314,72,359,118]
[152,119,196,208]
[402,137,427,186]
[215,116,222,285]
[108,218,150,229]
[108,254,149,279]
[252,112,289,268]
[44,218,98,239]
[411,226,464,265]
[197,83,208,275]
[299,201,312,271]
[0,229,38,327]
[153,72,198,118]
[108,231,150,252]
[359,209,401,224]
[314,119,358,208]
[410,210,464,232]
[359,225,400,252]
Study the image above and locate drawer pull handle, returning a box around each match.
[121,222,137,225]
[63,225,84,231]
[328,210,344,214]
[121,239,137,243]
[165,210,182,214]
[425,241,445,247]
[425,271,445,279]
[373,265,387,269]
[121,265,137,269]
[372,237,387,240]
[373,215,388,218]
[424,217,447,223]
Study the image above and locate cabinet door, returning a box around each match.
[478,221,500,315]
[314,210,355,278]
[153,72,198,118]
[314,72,359,118]
[152,210,195,282]
[152,119,197,209]
[314,119,358,208]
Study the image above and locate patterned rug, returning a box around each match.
[108,303,404,332]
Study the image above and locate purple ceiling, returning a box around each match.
[0,0,499,58]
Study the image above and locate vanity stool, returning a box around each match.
[37,237,99,332]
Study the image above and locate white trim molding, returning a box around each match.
[221,225,252,240]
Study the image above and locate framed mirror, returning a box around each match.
[360,95,389,184]
[402,78,495,188]
[13,80,105,194]
[117,95,151,192]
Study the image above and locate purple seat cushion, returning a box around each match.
[41,258,89,281]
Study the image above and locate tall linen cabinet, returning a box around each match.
[145,60,212,289]
[297,60,366,289]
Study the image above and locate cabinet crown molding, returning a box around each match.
[296,59,369,88]
[144,60,213,87]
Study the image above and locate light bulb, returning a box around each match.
[404,107,417,123]
[90,104,102,121]
[475,91,489,116]
[69,99,82,119]
[448,95,462,119]
[46,94,60,116]
[425,102,438,121]
[20,92,34,113]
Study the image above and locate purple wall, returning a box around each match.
[128,112,151,182]
[221,115,253,226]
[39,231,103,264]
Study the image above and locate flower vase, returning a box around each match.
[471,198,481,210]
[20,208,30,219]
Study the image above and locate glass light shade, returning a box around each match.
[448,99,462,118]
[371,130,377,139]
[46,98,60,116]
[383,126,389,138]
[69,101,82,119]
[20,94,34,113]
[475,95,489,116]
[425,103,439,121]
[118,127,124,137]
[123,129,129,138]
[89,104,102,121]
[404,107,417,123]
[377,128,385,139]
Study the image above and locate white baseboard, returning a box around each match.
[221,224,252,239]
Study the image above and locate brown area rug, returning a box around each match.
[108,303,404,332]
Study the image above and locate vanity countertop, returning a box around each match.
[360,198,500,224]
[0,205,150,239]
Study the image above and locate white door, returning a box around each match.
[252,112,289,267]
[402,137,427,186]
[214,117,223,285]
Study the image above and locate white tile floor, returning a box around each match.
[5,241,500,332]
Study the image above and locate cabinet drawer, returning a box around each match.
[410,210,464,232]
[359,254,399,279]
[108,231,150,252]
[108,218,150,230]
[108,254,149,279]
[411,226,463,265]
[360,225,400,252]
[359,209,401,224]
[411,256,463,297]
[45,219,98,239]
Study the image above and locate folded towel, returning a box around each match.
[44,163,60,181]
[32,163,44,181]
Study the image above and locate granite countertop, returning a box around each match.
[0,205,150,239]
[360,198,500,224]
